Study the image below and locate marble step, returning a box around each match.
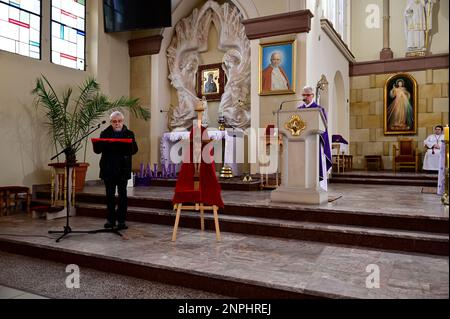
[0,235,321,299]
[2,215,448,299]
[32,193,448,234]
[76,203,449,256]
[332,173,438,181]
[330,177,436,187]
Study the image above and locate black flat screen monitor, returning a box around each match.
[103,0,171,33]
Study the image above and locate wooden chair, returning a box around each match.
[392,138,419,173]
[332,143,345,173]
[344,154,353,171]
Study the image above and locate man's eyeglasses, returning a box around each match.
[302,94,313,97]
[111,119,123,124]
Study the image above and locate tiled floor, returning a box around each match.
[0,251,226,299]
[2,182,447,299]
[0,284,47,299]
[0,215,448,299]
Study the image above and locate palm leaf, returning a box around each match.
[73,77,99,116]
[32,75,150,163]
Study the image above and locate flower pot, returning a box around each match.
[74,163,89,192]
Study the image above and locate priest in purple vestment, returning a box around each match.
[297,86,332,190]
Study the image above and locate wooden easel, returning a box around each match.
[172,203,221,241]
[171,101,221,241]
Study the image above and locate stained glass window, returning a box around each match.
[51,0,85,70]
[0,0,41,59]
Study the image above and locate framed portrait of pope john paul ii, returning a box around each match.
[259,40,296,95]
[384,73,418,135]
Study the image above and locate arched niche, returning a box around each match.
[166,0,251,131]
[333,70,347,140]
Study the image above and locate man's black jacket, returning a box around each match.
[93,125,138,180]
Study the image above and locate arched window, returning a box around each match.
[0,0,41,59]
[322,0,347,43]
[51,0,85,70]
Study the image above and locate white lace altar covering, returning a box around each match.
[160,130,242,175]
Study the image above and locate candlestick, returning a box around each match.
[444,125,449,142]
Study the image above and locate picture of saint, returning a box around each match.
[383,73,417,135]
[259,40,295,95]
[261,51,290,91]
[196,63,225,101]
[387,79,413,131]
[202,71,219,94]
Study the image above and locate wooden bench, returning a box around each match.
[0,186,31,216]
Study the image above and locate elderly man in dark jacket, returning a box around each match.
[93,111,138,230]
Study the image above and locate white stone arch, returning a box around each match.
[230,0,259,19]
[166,0,251,130]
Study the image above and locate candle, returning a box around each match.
[445,125,449,142]
[162,164,167,178]
[154,163,158,178]
[146,163,151,177]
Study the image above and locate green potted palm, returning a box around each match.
[32,75,150,191]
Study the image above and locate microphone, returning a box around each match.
[90,121,107,129]
[273,99,306,115]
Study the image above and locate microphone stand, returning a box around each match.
[48,122,123,242]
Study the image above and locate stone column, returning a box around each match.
[380,0,394,60]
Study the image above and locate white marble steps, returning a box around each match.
[0,236,323,299]
[330,176,437,187]
[1,217,448,299]
[32,196,448,234]
[76,203,449,256]
[333,173,438,180]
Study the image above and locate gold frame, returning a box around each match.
[196,63,226,101]
[259,40,296,96]
[383,73,418,135]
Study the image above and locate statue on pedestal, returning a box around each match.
[404,0,435,56]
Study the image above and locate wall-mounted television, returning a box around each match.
[103,0,171,33]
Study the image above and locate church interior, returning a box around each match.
[0,0,448,300]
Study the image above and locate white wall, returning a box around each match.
[0,0,131,186]
[306,0,350,141]
[351,0,449,61]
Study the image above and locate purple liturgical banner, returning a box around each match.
[437,143,445,195]
[332,134,349,145]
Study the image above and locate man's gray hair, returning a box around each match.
[302,86,314,95]
[270,51,281,59]
[110,111,124,120]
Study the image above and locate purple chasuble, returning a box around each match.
[297,102,332,181]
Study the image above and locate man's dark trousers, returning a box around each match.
[104,178,128,225]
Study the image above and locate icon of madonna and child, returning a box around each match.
[385,74,417,135]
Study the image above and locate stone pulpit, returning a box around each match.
[271,108,328,205]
